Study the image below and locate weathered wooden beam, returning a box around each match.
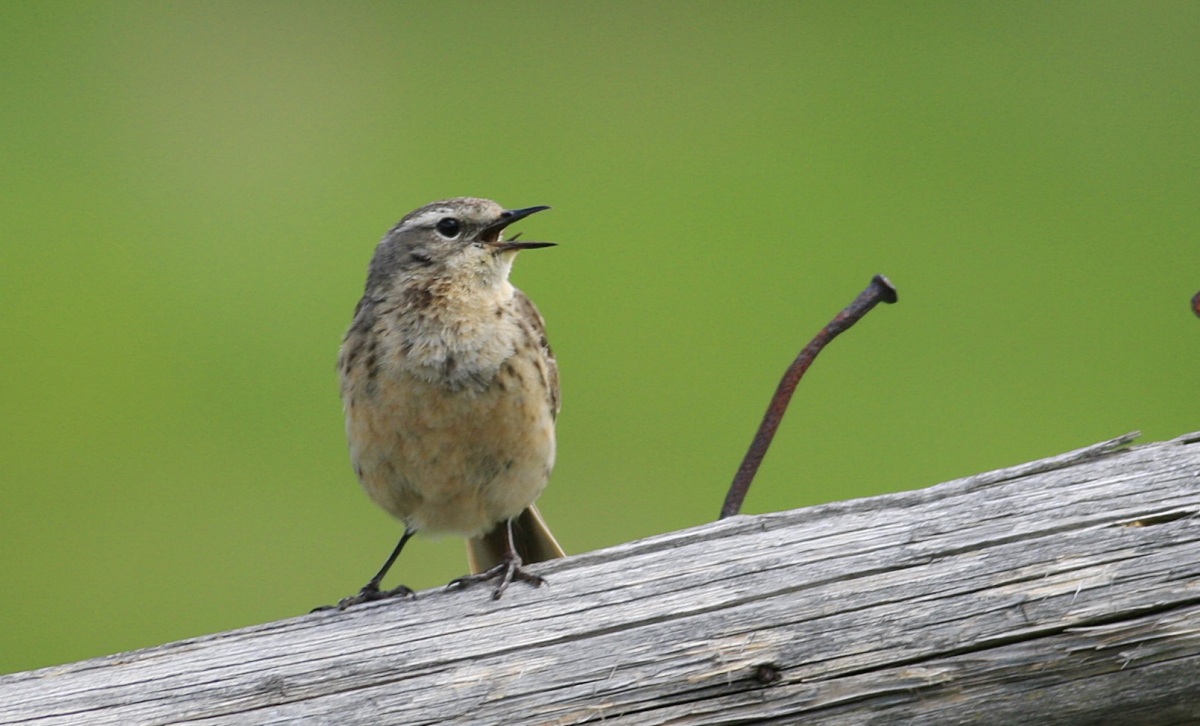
[3,431,1199,725]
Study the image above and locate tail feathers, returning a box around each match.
[467,504,565,574]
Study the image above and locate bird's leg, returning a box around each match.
[448,519,545,600]
[312,529,417,612]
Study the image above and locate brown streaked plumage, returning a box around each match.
[323,197,563,610]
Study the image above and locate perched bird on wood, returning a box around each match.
[328,197,563,609]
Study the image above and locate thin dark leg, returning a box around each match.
[448,519,545,600]
[312,529,417,612]
[360,529,415,593]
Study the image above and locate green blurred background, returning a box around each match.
[2,1,1197,675]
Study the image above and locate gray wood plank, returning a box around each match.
[3,431,1199,725]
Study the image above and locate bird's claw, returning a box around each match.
[311,583,415,613]
[447,557,545,600]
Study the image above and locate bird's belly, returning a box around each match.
[345,364,555,537]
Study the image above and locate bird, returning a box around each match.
[327,197,564,609]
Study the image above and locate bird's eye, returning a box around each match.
[435,217,462,238]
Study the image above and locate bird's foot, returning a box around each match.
[311,582,416,612]
[447,554,545,600]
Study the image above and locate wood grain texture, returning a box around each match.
[4,431,1200,725]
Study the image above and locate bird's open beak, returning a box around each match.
[481,205,555,251]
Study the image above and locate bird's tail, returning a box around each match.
[467,504,565,573]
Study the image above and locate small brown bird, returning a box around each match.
[331,197,564,608]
